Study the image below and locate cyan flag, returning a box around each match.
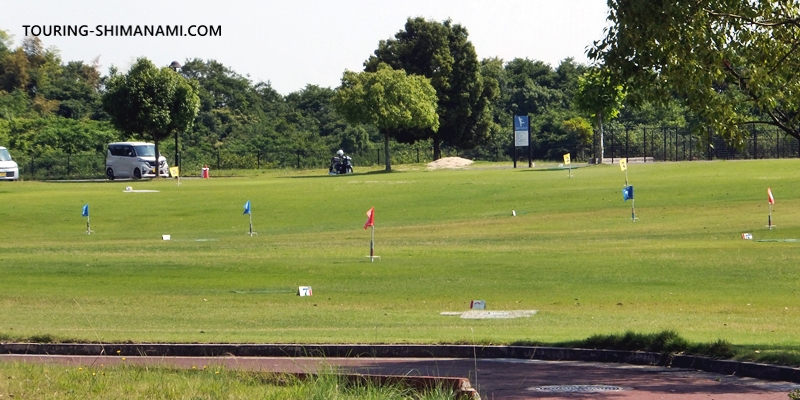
[82,204,89,217]
[622,186,634,202]
[243,200,251,215]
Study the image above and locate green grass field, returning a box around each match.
[2,160,800,359]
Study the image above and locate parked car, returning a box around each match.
[105,142,169,180]
[0,146,19,181]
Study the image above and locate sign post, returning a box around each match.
[513,115,531,168]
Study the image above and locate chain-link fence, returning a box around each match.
[177,142,442,173]
[600,125,800,163]
[8,125,800,180]
[15,153,107,180]
[8,141,451,180]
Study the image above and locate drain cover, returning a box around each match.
[530,385,625,393]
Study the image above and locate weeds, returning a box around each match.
[0,362,457,400]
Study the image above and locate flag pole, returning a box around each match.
[86,215,91,235]
[768,203,773,230]
[767,188,776,229]
[370,225,375,262]
[631,199,637,222]
[249,212,255,236]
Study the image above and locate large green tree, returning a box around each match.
[574,68,625,163]
[591,0,800,144]
[332,64,439,171]
[365,18,496,159]
[103,58,200,176]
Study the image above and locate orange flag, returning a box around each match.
[364,207,374,229]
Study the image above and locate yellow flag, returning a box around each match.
[169,166,180,177]
[563,153,571,165]
[619,159,627,171]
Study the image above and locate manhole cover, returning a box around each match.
[530,385,625,393]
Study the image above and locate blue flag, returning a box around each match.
[622,186,634,202]
[243,200,251,215]
[82,204,89,217]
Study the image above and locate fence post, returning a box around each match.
[257,150,261,169]
[675,127,679,161]
[297,150,301,169]
[708,127,712,160]
[752,123,757,159]
[608,126,615,165]
[663,127,667,161]
[652,128,655,162]
[643,127,647,162]
[610,128,614,164]
[377,148,381,164]
[625,126,629,162]
[683,130,686,160]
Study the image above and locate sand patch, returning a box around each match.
[440,310,537,319]
[426,157,473,170]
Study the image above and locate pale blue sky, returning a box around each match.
[1,0,610,94]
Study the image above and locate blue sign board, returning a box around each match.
[513,115,529,131]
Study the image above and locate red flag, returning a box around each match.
[768,188,775,205]
[364,207,375,229]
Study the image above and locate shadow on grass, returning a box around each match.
[281,170,397,179]
[511,330,736,359]
[515,164,593,172]
[735,344,800,366]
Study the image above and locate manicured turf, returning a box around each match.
[1,160,799,352]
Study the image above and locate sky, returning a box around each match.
[1,0,610,95]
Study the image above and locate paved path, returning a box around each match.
[2,354,798,399]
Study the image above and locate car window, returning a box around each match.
[0,149,11,162]
[133,145,155,157]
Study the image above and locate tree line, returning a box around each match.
[5,7,788,175]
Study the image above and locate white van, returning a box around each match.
[105,142,169,180]
[0,146,19,181]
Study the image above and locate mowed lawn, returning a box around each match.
[1,160,799,348]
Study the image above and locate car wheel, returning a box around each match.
[133,168,142,179]
[106,168,115,180]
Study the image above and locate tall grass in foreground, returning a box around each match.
[0,362,456,400]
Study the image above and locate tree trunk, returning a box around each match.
[383,132,392,172]
[596,112,604,164]
[154,137,161,178]
[433,139,441,160]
